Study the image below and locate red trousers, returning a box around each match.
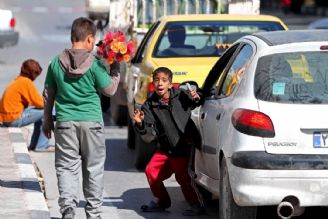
[145,151,202,208]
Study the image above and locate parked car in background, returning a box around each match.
[191,29,328,219]
[85,0,110,21]
[125,14,288,169]
[0,9,18,48]
[308,18,328,29]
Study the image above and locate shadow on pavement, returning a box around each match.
[0,179,41,192]
[104,138,141,172]
[77,186,219,219]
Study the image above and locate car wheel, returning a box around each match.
[134,134,157,170]
[127,117,135,149]
[219,157,257,219]
[196,184,213,204]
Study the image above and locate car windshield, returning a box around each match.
[153,21,284,58]
[255,51,328,104]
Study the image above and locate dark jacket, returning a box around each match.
[136,88,202,157]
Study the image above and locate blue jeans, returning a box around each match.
[4,106,49,151]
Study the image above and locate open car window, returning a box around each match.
[153,21,284,58]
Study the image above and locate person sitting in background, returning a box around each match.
[0,59,54,152]
[159,25,195,56]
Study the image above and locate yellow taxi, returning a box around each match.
[125,14,288,169]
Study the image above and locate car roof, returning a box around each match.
[253,30,328,46]
[159,14,285,23]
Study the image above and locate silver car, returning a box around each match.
[0,9,18,48]
[191,30,328,219]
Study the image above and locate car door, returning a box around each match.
[197,43,254,180]
[195,43,240,178]
[126,21,160,108]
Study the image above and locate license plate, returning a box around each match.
[313,132,328,148]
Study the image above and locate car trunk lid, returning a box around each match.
[258,101,328,155]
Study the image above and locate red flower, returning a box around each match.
[97,31,136,64]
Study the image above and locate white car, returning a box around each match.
[86,0,110,21]
[0,9,18,48]
[191,29,328,219]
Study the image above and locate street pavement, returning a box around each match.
[0,127,49,219]
[0,5,326,219]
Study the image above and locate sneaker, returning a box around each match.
[141,200,166,212]
[62,207,75,219]
[182,204,205,216]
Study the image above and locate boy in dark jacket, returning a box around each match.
[133,67,204,216]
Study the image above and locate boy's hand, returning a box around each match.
[133,109,144,126]
[190,89,200,101]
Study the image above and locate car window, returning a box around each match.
[254,51,328,104]
[153,21,283,58]
[219,44,253,97]
[201,44,240,96]
[132,21,160,63]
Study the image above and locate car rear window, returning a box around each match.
[153,21,284,58]
[254,52,328,104]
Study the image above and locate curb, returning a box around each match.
[8,127,50,219]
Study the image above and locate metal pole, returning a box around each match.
[163,0,167,16]
[185,0,189,14]
[108,0,111,30]
[206,0,210,14]
[134,0,138,29]
[142,0,146,30]
[152,0,156,22]
[195,0,199,14]
[218,0,221,14]
[174,0,178,14]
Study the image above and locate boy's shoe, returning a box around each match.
[141,200,166,212]
[62,207,75,219]
[182,204,205,216]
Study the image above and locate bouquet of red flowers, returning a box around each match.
[96,31,136,64]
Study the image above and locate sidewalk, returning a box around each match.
[261,8,325,29]
[0,127,50,219]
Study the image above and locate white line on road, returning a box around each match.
[41,34,70,43]
[58,6,73,13]
[103,190,120,219]
[32,6,48,13]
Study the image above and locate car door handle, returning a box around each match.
[216,114,221,120]
[201,112,206,120]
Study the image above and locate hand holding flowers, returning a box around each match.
[96,31,136,65]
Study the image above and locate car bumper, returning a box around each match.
[228,151,328,207]
[0,30,19,48]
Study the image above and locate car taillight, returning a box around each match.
[172,83,180,89]
[320,45,328,50]
[10,18,16,29]
[232,109,275,138]
[147,83,155,92]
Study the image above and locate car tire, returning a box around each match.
[196,184,213,204]
[219,157,257,219]
[134,133,157,170]
[127,117,135,149]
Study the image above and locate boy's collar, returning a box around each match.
[150,88,179,106]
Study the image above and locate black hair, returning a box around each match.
[152,67,173,82]
[71,17,96,43]
[167,25,186,44]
